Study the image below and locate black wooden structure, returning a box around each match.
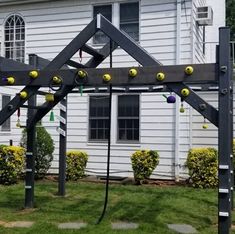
[0,15,232,233]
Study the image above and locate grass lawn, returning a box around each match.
[0,180,234,234]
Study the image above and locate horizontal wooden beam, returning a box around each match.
[0,63,218,87]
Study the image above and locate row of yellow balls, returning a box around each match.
[13,66,193,100]
[5,65,194,85]
[77,66,194,82]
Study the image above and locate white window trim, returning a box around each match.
[3,13,26,63]
[87,93,140,145]
[116,93,140,143]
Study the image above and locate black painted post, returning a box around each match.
[231,81,234,211]
[218,27,232,234]
[24,54,37,208]
[58,97,67,196]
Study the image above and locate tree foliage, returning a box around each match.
[226,0,235,40]
[21,124,54,179]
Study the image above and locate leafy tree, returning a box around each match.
[21,123,54,179]
[226,0,235,40]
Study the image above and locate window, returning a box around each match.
[4,14,25,63]
[89,96,109,140]
[93,5,112,44]
[1,95,11,131]
[118,95,139,141]
[120,2,139,41]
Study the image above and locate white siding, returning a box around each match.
[205,0,225,63]
[192,0,206,63]
[140,0,177,65]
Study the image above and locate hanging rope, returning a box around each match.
[96,39,113,224]
[79,49,82,63]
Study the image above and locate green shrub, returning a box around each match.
[186,147,218,188]
[0,146,25,185]
[66,150,88,181]
[21,124,54,179]
[0,144,7,151]
[131,149,159,184]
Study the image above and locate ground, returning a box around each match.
[0,179,234,234]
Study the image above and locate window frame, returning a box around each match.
[117,94,140,143]
[92,1,140,45]
[88,95,110,142]
[92,4,113,45]
[4,14,25,63]
[119,1,140,42]
[1,95,11,132]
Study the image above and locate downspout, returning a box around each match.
[174,0,181,182]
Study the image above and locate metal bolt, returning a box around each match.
[221,88,228,95]
[220,66,227,73]
[7,105,13,111]
[199,104,206,110]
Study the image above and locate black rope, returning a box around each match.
[96,84,112,224]
[96,39,113,224]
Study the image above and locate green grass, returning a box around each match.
[0,181,233,233]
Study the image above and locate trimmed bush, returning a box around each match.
[66,150,88,181]
[0,145,25,185]
[131,149,159,184]
[21,124,54,179]
[186,147,218,188]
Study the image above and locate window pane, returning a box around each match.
[1,95,11,131]
[4,15,25,62]
[120,2,139,41]
[118,95,139,141]
[89,96,109,141]
[94,5,112,21]
[93,5,112,44]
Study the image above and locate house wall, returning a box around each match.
[0,0,226,180]
[205,0,226,63]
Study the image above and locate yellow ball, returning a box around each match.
[7,77,15,85]
[19,91,28,99]
[129,68,138,77]
[52,76,62,84]
[156,72,165,81]
[180,107,185,113]
[181,88,190,97]
[202,124,208,129]
[185,66,194,75]
[29,70,39,79]
[77,70,87,78]
[103,74,111,82]
[45,93,54,102]
[16,121,21,128]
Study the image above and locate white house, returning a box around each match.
[0,0,227,180]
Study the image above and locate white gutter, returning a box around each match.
[174,0,181,182]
